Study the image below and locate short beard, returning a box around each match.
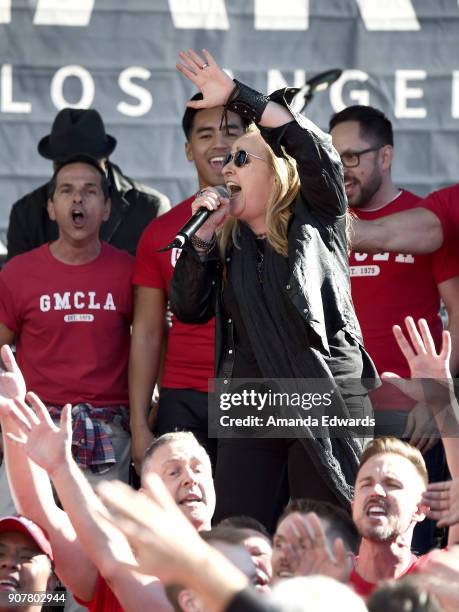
[358,515,410,543]
[347,169,383,210]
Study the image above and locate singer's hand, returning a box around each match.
[192,187,230,242]
[176,49,234,109]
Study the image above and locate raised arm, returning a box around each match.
[6,390,171,611]
[0,346,97,601]
[384,318,459,474]
[383,319,459,544]
[177,49,344,219]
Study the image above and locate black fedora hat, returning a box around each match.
[38,108,117,161]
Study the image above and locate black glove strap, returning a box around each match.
[222,79,270,128]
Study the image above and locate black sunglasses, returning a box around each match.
[223,150,266,167]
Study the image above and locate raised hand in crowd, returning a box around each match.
[422,478,459,528]
[402,401,439,454]
[5,392,72,478]
[383,318,459,543]
[97,474,249,610]
[383,317,459,449]
[0,344,27,459]
[276,512,352,583]
[383,316,451,389]
[0,344,26,403]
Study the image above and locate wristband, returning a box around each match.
[223,79,270,125]
[191,234,216,252]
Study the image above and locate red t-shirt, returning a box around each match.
[422,183,459,244]
[349,550,439,597]
[350,190,459,379]
[0,243,133,406]
[75,574,123,612]
[133,197,215,393]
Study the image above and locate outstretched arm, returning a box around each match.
[0,346,97,600]
[383,319,459,544]
[350,208,442,254]
[384,318,459,472]
[6,390,171,611]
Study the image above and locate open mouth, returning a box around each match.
[179,494,203,507]
[255,569,270,588]
[209,155,226,170]
[276,567,293,579]
[0,578,20,591]
[71,209,85,225]
[255,575,270,592]
[366,502,387,519]
[344,179,357,194]
[226,182,241,198]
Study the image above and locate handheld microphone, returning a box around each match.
[158,185,229,252]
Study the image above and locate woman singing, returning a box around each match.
[170,49,377,531]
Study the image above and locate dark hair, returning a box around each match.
[218,516,271,541]
[329,105,393,147]
[181,92,250,140]
[181,93,204,139]
[278,498,360,554]
[165,526,247,611]
[48,154,109,200]
[368,576,442,612]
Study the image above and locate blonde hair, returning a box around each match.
[218,125,300,258]
[359,437,428,486]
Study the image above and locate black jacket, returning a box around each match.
[6,162,170,259]
[170,89,371,382]
[169,90,378,506]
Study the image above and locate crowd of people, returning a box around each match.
[1,47,459,611]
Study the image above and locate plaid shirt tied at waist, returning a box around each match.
[47,404,130,474]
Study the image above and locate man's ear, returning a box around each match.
[414,500,428,524]
[185,141,194,163]
[178,588,203,612]
[103,198,111,222]
[380,144,393,172]
[47,199,56,221]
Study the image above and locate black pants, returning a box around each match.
[213,437,342,533]
[155,388,218,469]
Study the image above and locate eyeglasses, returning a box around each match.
[223,150,266,168]
[340,146,383,168]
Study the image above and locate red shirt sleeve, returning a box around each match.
[422,184,459,245]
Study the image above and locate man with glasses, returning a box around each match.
[330,105,459,554]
